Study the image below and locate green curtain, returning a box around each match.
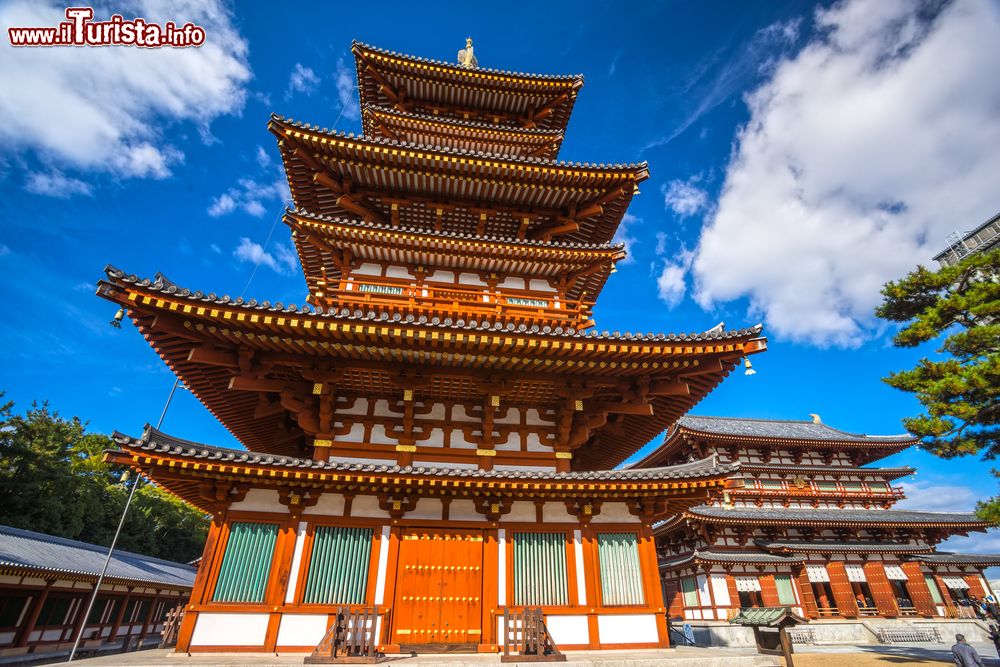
[681,577,700,607]
[303,526,374,604]
[597,532,645,606]
[513,532,568,605]
[774,575,797,605]
[212,522,279,603]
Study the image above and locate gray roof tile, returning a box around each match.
[0,524,196,588]
[677,415,916,444]
[114,426,737,483]
[687,505,987,526]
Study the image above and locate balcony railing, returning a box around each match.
[313,276,591,325]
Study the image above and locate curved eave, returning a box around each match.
[285,209,622,302]
[0,563,193,591]
[756,542,934,555]
[362,107,564,160]
[353,42,583,134]
[660,551,806,569]
[635,427,916,469]
[682,510,991,531]
[97,268,765,466]
[737,463,916,481]
[108,433,735,517]
[270,116,645,245]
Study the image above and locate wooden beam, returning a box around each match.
[228,376,287,393]
[187,347,239,368]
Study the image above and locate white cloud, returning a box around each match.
[690,0,1000,347]
[208,177,289,218]
[286,62,320,98]
[655,248,694,309]
[24,170,92,198]
[255,145,272,169]
[611,213,640,263]
[0,244,11,258]
[335,57,360,122]
[0,0,251,181]
[896,480,978,513]
[233,237,297,275]
[662,177,708,217]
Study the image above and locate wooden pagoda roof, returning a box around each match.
[269,115,646,244]
[97,267,766,469]
[907,552,1000,567]
[362,106,565,160]
[755,540,934,555]
[107,426,738,517]
[285,209,624,303]
[353,41,583,133]
[634,415,917,468]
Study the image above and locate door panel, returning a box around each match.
[392,528,483,645]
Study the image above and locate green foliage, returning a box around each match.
[876,248,1000,520]
[0,393,208,562]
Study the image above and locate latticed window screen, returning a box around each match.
[680,577,700,607]
[303,526,374,604]
[512,532,568,605]
[597,532,645,606]
[213,522,279,603]
[358,283,405,295]
[774,575,797,605]
[924,575,944,604]
[759,479,784,489]
[506,296,548,308]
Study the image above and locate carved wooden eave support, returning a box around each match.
[198,480,249,518]
[278,487,321,520]
[565,499,602,526]
[626,497,671,524]
[378,494,419,520]
[473,496,514,523]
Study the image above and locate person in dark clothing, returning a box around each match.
[989,624,1000,658]
[952,633,984,667]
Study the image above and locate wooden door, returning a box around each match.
[392,528,483,647]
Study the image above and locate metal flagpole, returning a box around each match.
[67,377,182,662]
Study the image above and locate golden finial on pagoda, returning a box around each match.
[457,37,478,68]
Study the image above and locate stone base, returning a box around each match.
[679,617,994,648]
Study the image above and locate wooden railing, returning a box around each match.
[306,606,383,664]
[157,605,185,649]
[499,607,565,663]
[816,606,840,618]
[317,276,589,325]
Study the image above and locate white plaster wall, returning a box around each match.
[276,614,329,646]
[374,526,391,604]
[412,460,478,470]
[230,488,280,512]
[574,530,587,606]
[452,405,474,422]
[493,432,517,451]
[189,613,269,646]
[542,503,573,522]
[421,428,446,447]
[505,501,537,522]
[527,279,555,292]
[497,276,525,290]
[592,503,638,524]
[426,269,453,282]
[423,403,447,420]
[284,522,307,603]
[458,272,486,286]
[385,265,411,279]
[448,499,479,521]
[546,615,589,645]
[351,495,389,518]
[525,409,553,426]
[337,399,369,416]
[354,263,382,276]
[525,432,550,452]
[597,614,658,644]
[372,400,399,418]
[493,408,520,425]
[368,425,396,445]
[336,423,366,443]
[407,498,443,521]
[494,464,557,473]
[328,456,387,467]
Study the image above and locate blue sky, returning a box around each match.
[1,1,999,556]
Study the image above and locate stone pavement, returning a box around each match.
[57,643,1000,667]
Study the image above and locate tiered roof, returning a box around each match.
[107,426,738,518]
[352,41,583,133]
[636,415,917,468]
[98,267,765,470]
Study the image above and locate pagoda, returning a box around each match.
[97,40,766,653]
[643,415,999,645]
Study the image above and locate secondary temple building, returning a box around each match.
[97,41,766,653]
[644,416,999,643]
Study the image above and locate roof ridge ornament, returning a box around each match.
[457,37,478,69]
